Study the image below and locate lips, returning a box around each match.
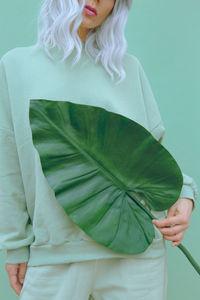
[84,5,97,16]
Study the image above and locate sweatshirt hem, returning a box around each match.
[27,239,166,267]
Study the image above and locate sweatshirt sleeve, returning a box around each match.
[137,58,198,207]
[0,57,35,264]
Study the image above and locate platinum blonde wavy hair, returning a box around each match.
[35,0,133,85]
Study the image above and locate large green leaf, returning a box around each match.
[29,99,183,255]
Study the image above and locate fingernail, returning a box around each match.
[20,279,24,284]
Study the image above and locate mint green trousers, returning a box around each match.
[20,254,167,300]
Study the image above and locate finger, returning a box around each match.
[158,224,187,236]
[171,241,181,247]
[18,262,28,285]
[9,273,22,296]
[163,232,183,242]
[152,216,183,228]
[5,264,23,296]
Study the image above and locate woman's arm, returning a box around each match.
[0,57,35,262]
[137,58,198,246]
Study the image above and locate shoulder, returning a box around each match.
[1,45,32,60]
[0,44,41,66]
[124,52,143,69]
[123,52,145,79]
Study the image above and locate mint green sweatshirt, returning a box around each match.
[0,45,197,266]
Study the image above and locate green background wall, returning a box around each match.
[0,0,199,299]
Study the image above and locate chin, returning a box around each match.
[80,20,97,30]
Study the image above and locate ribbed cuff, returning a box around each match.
[6,246,30,264]
[179,185,196,210]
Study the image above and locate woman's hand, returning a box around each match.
[152,198,194,247]
[5,262,28,296]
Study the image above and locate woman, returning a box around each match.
[0,0,197,299]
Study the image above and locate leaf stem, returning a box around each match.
[177,244,200,275]
[126,191,156,219]
[127,191,200,276]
